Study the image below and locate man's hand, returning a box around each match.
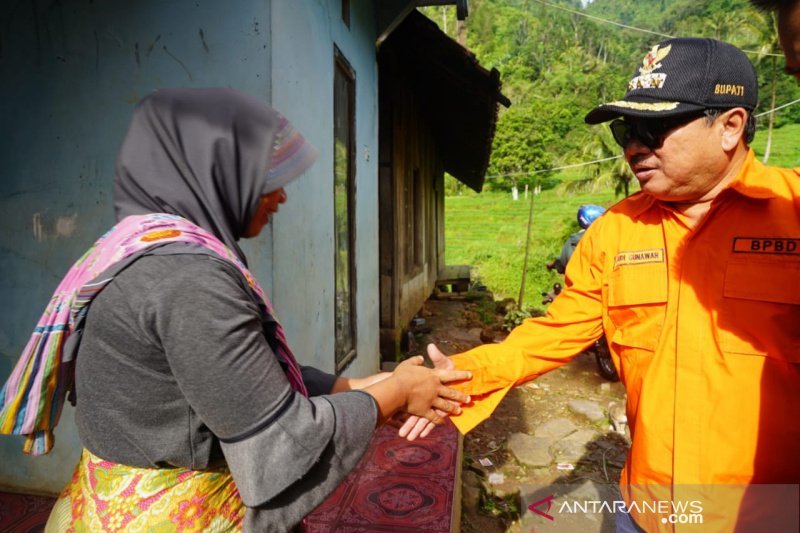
[398,343,463,440]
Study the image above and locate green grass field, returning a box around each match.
[751,122,800,167]
[445,123,799,313]
[445,187,618,312]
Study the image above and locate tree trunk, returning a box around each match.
[762,56,777,164]
[518,189,536,308]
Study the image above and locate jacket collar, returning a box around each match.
[630,148,777,220]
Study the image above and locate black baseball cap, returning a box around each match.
[585,37,758,124]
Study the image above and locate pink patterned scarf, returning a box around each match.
[0,213,307,455]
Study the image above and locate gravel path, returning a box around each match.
[412,294,629,532]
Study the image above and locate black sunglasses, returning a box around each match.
[609,112,705,150]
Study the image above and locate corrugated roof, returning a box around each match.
[382,10,510,192]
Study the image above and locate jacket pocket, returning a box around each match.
[719,258,800,359]
[606,263,668,351]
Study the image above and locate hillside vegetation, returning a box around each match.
[431,0,800,309]
[426,0,800,192]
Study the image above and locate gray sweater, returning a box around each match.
[75,251,377,532]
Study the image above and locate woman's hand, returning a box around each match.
[390,356,471,423]
[397,344,460,440]
[364,353,470,427]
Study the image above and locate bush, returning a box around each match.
[503,307,531,331]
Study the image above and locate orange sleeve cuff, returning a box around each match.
[447,345,525,434]
[450,386,513,434]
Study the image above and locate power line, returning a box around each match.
[537,0,673,39]
[485,155,622,180]
[755,97,800,116]
[536,0,783,58]
[485,98,800,180]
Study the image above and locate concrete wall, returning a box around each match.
[269,1,380,378]
[0,0,380,494]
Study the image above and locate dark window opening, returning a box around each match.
[404,168,424,275]
[342,0,350,27]
[333,47,357,372]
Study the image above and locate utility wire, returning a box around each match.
[537,0,673,39]
[536,0,783,58]
[484,98,800,180]
[486,155,623,180]
[475,2,796,182]
[755,97,800,116]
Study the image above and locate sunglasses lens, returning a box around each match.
[636,122,660,149]
[610,120,662,149]
[610,113,702,149]
[610,120,630,148]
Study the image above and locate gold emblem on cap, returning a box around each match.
[640,44,671,75]
[628,44,672,90]
[602,101,680,111]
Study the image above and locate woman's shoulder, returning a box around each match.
[111,251,251,308]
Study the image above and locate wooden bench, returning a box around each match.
[436,264,471,294]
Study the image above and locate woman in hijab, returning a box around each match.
[0,88,470,532]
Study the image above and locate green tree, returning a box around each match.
[568,125,633,197]
[421,0,800,193]
[486,104,557,191]
[741,9,782,163]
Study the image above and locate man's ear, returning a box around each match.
[719,108,748,151]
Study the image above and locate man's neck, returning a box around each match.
[664,145,750,227]
[669,199,715,226]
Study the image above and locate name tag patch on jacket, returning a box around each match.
[614,248,665,269]
[733,237,800,254]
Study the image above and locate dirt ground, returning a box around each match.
[411,293,630,533]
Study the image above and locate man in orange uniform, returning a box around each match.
[444,38,800,531]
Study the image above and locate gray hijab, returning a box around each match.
[113,87,318,263]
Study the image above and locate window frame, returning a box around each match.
[333,46,357,373]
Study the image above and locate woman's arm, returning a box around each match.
[332,360,470,425]
[145,256,469,521]
[362,356,470,425]
[329,372,390,393]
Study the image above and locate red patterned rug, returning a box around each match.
[0,491,55,533]
[0,422,460,532]
[305,420,461,532]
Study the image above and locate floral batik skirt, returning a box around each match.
[45,449,245,532]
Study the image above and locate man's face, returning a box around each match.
[619,113,731,203]
[778,4,800,80]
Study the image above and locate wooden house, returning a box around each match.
[377,10,510,358]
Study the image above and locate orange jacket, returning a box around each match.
[450,150,800,530]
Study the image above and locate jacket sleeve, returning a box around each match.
[142,257,377,528]
[300,365,338,396]
[450,222,606,434]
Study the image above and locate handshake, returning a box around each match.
[353,344,471,441]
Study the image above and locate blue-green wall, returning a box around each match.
[0,0,380,494]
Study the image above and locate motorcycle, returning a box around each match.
[541,283,619,382]
[588,335,618,382]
